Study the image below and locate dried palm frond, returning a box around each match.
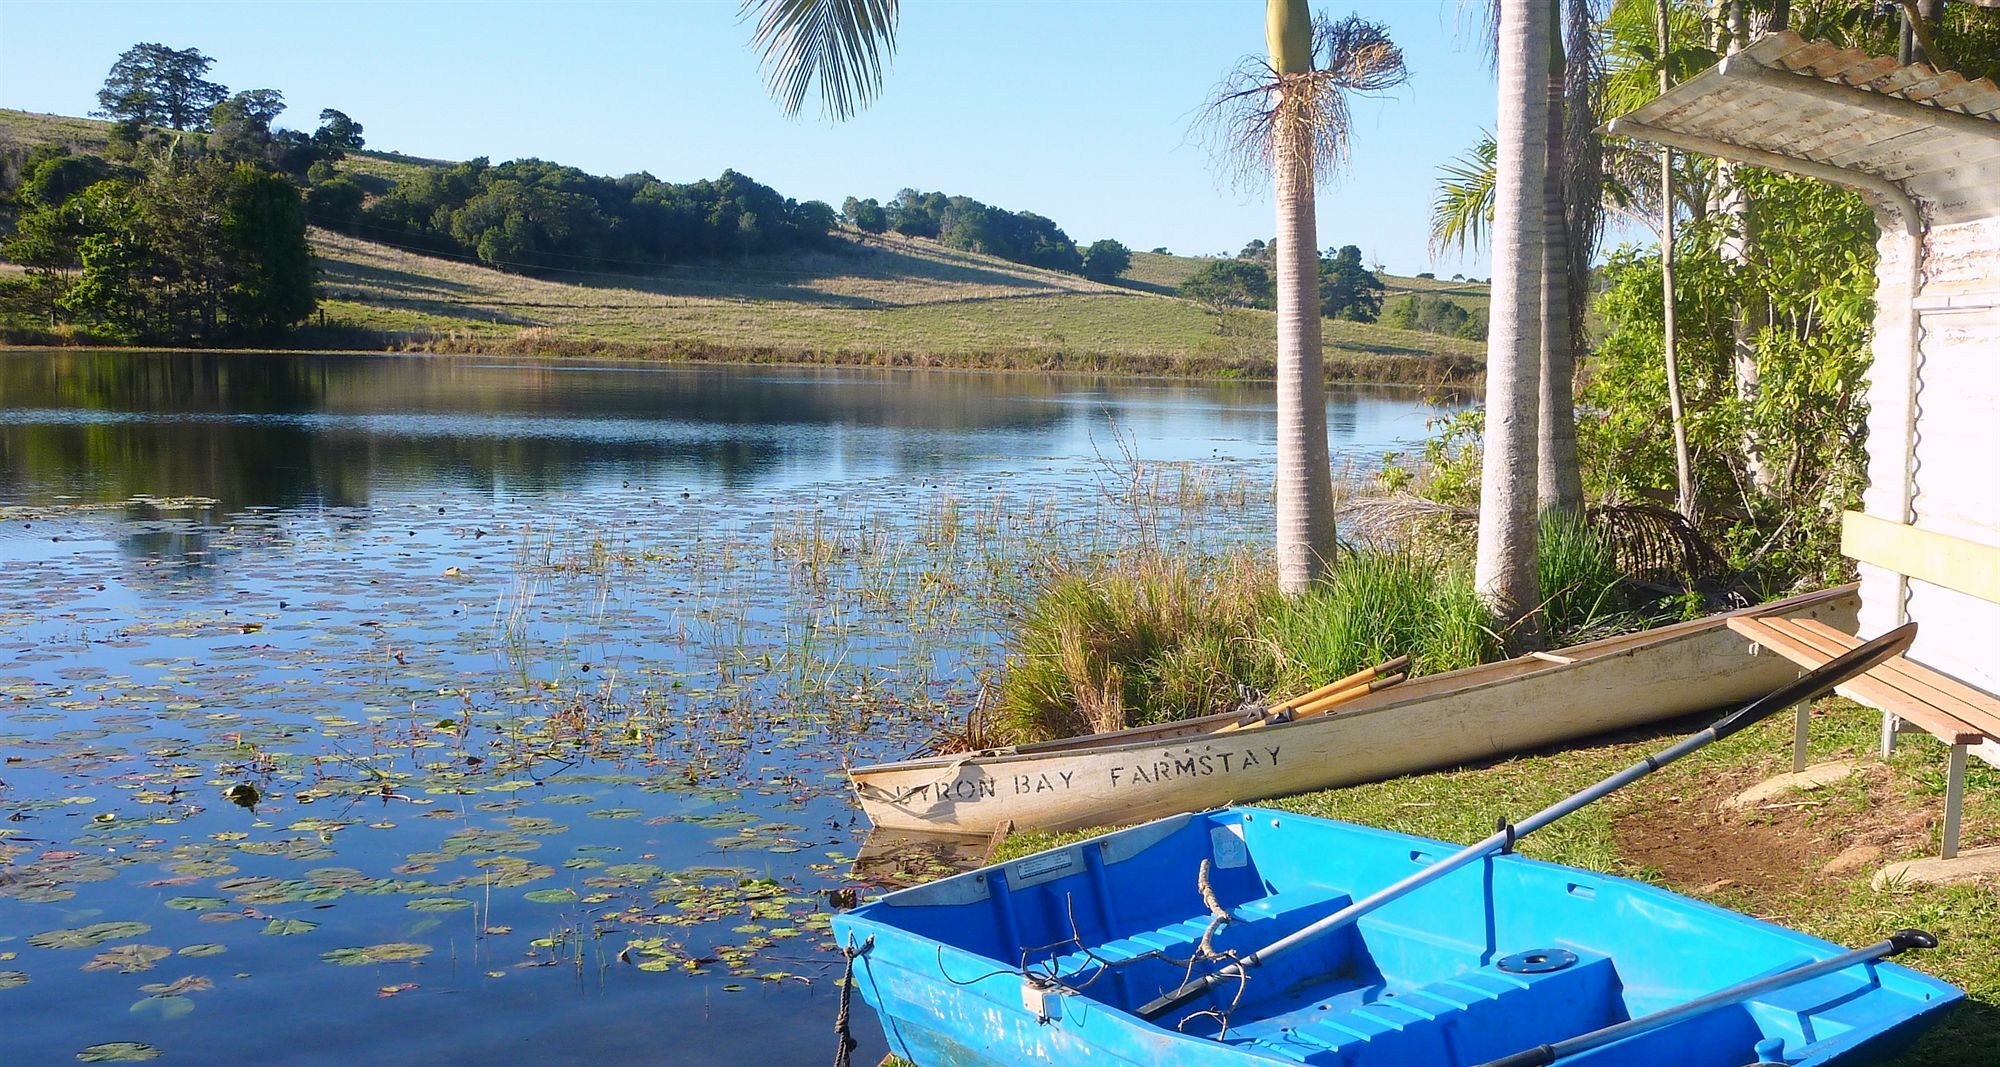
[1200,14,1410,190]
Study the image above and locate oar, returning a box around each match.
[1289,670,1406,719]
[1217,656,1410,735]
[1474,928,1939,1067]
[1135,621,1917,1022]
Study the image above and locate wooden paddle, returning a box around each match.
[1214,655,1410,734]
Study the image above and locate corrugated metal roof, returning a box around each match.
[1608,32,2000,225]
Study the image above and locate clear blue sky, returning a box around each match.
[1,0,1507,276]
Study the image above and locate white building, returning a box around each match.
[1611,31,1999,873]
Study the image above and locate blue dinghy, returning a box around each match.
[832,807,1961,1067]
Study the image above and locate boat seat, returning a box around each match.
[1728,612,1998,858]
[1045,888,1358,1013]
[1233,950,1621,1066]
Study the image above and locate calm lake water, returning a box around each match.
[0,351,1450,1066]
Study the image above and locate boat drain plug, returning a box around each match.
[1497,948,1578,974]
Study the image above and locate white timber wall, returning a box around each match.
[1860,213,2000,765]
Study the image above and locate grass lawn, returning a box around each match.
[993,697,2000,1066]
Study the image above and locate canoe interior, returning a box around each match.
[836,807,1958,1067]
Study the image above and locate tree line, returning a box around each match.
[329,160,841,275]
[840,190,1131,280]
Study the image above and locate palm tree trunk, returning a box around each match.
[1658,0,1696,521]
[1270,0,1336,593]
[1537,0,1582,517]
[1475,0,1549,648]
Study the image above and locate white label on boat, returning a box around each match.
[1210,824,1249,869]
[1013,850,1077,885]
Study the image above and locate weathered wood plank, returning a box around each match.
[1843,512,2000,606]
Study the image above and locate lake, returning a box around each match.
[0,351,1451,1066]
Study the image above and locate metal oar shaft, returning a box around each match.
[1241,712,1732,969]
[1475,930,1938,1067]
[1134,621,1917,1022]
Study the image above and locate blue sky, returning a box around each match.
[2,0,1508,275]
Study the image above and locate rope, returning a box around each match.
[833,934,873,1067]
[1195,859,1231,959]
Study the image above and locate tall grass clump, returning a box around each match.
[1536,511,1637,645]
[1262,548,1494,689]
[995,543,1512,744]
[996,550,1274,741]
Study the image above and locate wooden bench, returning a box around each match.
[1727,613,1999,859]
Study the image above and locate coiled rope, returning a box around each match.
[833,934,875,1067]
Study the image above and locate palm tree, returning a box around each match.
[1431,0,1600,520]
[1475,0,1551,647]
[746,0,1406,596]
[1206,7,1409,592]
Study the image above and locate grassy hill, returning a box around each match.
[2,108,1486,384]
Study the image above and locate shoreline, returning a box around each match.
[0,332,1486,391]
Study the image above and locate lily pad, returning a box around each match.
[320,943,432,966]
[523,888,577,904]
[29,922,152,950]
[76,1043,163,1063]
[129,994,195,1020]
[83,945,171,973]
[0,971,27,990]
[261,918,317,936]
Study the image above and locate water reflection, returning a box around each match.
[1,351,1447,521]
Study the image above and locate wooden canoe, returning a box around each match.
[848,585,1858,835]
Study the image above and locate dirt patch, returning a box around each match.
[1615,761,1935,892]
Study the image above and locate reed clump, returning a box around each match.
[994,512,1636,744]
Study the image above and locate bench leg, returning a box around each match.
[1880,712,1900,757]
[1942,744,1967,861]
[1792,704,1810,774]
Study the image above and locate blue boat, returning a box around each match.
[832,807,1961,1066]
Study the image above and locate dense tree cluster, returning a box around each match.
[1176,241,1386,324]
[0,42,337,341]
[1317,244,1382,322]
[2,149,313,341]
[337,161,839,274]
[1382,292,1485,341]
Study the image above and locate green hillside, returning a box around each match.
[1,107,1485,383]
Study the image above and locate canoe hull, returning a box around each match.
[833,806,1961,1067]
[853,587,1857,834]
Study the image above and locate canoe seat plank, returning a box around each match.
[1727,612,1995,859]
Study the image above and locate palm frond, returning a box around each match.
[743,0,900,121]
[1200,15,1410,190]
[1429,136,1497,255]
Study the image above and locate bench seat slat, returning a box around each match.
[1780,618,2000,739]
[1725,616,1988,745]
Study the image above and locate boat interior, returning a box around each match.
[865,808,1952,1066]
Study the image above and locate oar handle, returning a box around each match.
[1136,961,1249,1019]
[1475,929,1938,1067]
